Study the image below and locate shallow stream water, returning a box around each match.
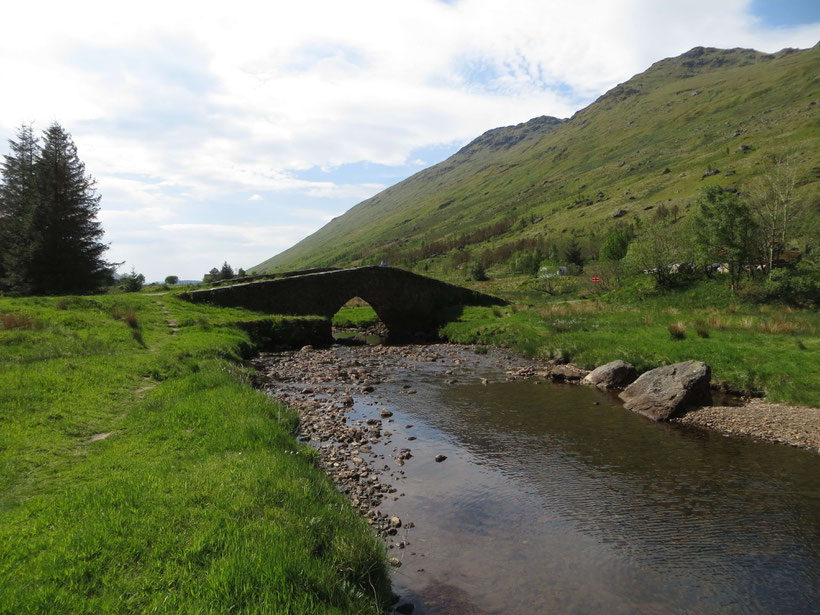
[259,345,820,614]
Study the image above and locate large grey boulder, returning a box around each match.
[548,364,589,382]
[582,360,638,389]
[619,360,712,421]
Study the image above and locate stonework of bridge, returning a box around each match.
[186,266,505,342]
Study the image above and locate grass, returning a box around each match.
[0,293,390,614]
[668,322,687,340]
[440,278,820,405]
[332,305,380,329]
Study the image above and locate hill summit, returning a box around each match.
[252,45,819,274]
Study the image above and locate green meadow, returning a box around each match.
[441,277,820,406]
[2,275,817,615]
[0,294,390,614]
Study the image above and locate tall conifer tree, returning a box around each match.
[0,124,39,291]
[2,123,114,294]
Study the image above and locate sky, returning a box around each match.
[0,1,817,282]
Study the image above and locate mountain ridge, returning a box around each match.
[252,44,819,274]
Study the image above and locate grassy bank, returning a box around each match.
[0,294,390,614]
[439,278,819,406]
[332,305,381,329]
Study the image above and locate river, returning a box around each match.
[253,343,820,614]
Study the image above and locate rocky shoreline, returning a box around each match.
[672,399,820,453]
[251,342,818,547]
[250,341,818,613]
[250,343,534,560]
[480,355,820,453]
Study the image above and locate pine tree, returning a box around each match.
[564,237,584,267]
[219,261,234,280]
[0,124,39,291]
[24,123,113,294]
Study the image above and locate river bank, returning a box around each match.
[251,341,820,614]
[0,294,392,613]
[513,354,820,453]
[251,344,534,537]
[673,398,820,452]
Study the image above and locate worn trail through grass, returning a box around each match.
[0,294,390,614]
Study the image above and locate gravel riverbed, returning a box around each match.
[251,341,818,613]
[251,342,819,543]
[673,398,820,453]
[250,343,533,546]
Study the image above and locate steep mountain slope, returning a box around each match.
[252,45,819,273]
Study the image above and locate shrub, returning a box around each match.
[668,322,686,340]
[599,228,631,262]
[123,310,139,329]
[694,321,710,338]
[509,250,543,275]
[121,267,145,292]
[520,276,578,296]
[0,312,43,330]
[473,345,488,355]
[469,262,488,281]
[764,262,820,307]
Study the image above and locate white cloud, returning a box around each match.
[1,0,817,281]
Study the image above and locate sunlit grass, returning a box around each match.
[441,279,819,405]
[332,305,380,328]
[0,293,390,613]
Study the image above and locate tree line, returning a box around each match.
[203,262,246,283]
[387,157,814,304]
[621,157,808,295]
[0,123,114,295]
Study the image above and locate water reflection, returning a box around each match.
[331,330,385,346]
[373,371,820,614]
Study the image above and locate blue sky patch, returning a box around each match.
[751,0,819,27]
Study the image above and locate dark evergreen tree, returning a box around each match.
[564,237,584,267]
[121,267,145,292]
[0,124,39,292]
[219,261,234,280]
[25,123,114,294]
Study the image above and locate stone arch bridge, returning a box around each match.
[185,266,505,343]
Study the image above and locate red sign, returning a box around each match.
[591,277,601,282]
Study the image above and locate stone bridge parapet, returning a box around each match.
[185,266,505,342]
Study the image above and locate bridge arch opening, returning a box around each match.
[331,297,388,344]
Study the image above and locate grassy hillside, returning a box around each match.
[252,45,819,274]
[0,294,391,613]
